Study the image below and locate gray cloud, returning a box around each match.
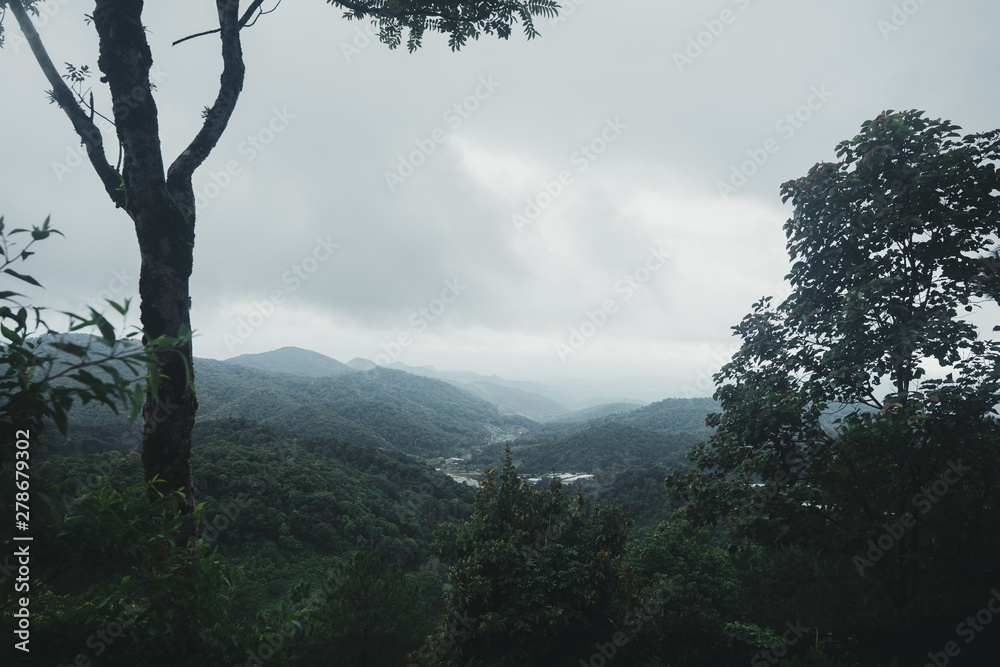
[2,0,998,388]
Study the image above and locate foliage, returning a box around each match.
[331,0,560,51]
[589,462,680,536]
[1,475,253,666]
[421,446,631,666]
[268,551,437,666]
[668,110,1000,663]
[527,397,717,442]
[620,517,772,666]
[0,217,185,444]
[511,422,699,474]
[546,401,642,424]
[4,0,566,625]
[31,419,475,610]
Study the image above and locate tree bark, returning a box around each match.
[89,1,198,536]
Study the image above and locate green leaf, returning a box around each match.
[91,310,116,343]
[3,268,42,287]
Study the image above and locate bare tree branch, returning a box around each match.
[166,0,247,213]
[171,0,268,46]
[7,0,126,208]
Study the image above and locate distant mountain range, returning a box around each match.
[223,346,657,422]
[42,341,721,475]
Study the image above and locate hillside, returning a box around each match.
[547,402,643,423]
[510,423,700,475]
[620,396,718,434]
[45,351,535,459]
[195,360,536,457]
[226,346,357,376]
[36,418,476,611]
[448,380,571,421]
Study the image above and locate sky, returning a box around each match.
[2,0,999,397]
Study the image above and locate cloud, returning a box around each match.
[2,0,999,387]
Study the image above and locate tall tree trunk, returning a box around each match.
[91,1,199,535]
[135,206,198,527]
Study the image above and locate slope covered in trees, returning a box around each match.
[43,354,534,459]
[35,419,475,614]
[226,346,358,377]
[546,401,644,423]
[511,423,699,474]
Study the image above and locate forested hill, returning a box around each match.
[546,401,644,423]
[46,352,534,459]
[510,423,700,475]
[36,418,476,611]
[623,397,718,434]
[517,396,718,443]
[226,346,357,376]
[196,360,533,457]
[446,379,571,421]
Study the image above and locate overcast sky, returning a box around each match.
[2,0,998,395]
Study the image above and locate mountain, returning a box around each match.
[197,360,537,458]
[547,402,644,423]
[619,397,718,435]
[348,357,378,371]
[47,351,536,460]
[349,358,574,421]
[441,380,571,421]
[510,423,700,475]
[226,346,356,377]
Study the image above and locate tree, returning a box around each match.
[279,551,435,666]
[420,446,631,666]
[621,518,773,666]
[0,0,559,542]
[668,110,1000,658]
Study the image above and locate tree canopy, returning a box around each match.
[669,110,1000,660]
